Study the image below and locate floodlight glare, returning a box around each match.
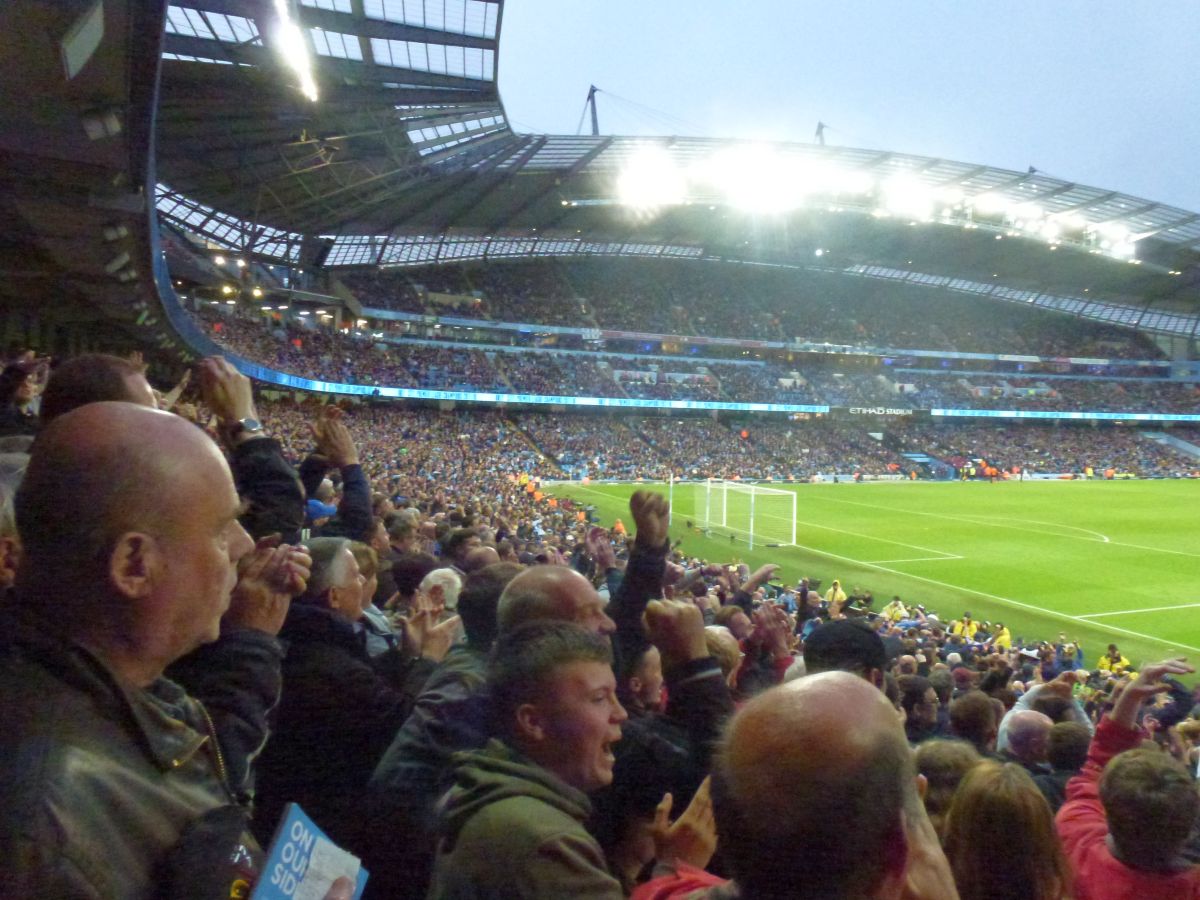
[879,175,934,221]
[700,146,804,214]
[970,192,1006,215]
[274,0,319,102]
[616,147,686,211]
[214,255,226,265]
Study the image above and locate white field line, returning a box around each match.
[1078,602,1200,619]
[782,540,1200,655]
[866,556,964,564]
[553,483,1200,654]
[805,493,1200,560]
[789,519,961,559]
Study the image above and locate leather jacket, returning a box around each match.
[0,617,277,899]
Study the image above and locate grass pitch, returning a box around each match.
[548,479,1200,672]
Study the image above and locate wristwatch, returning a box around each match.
[228,416,264,438]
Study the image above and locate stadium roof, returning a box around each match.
[150,0,1200,318]
[2,0,1200,359]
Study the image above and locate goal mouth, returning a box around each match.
[691,478,797,550]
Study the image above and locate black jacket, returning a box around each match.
[252,603,434,847]
[230,436,306,544]
[0,615,273,900]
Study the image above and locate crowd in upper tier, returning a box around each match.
[338,258,1166,359]
[187,303,1200,415]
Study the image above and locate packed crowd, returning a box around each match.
[4,347,1200,900]
[189,304,1200,415]
[894,423,1196,477]
[338,258,1166,360]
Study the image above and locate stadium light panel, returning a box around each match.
[274,0,319,102]
[616,147,686,212]
[969,192,1006,215]
[692,146,809,214]
[879,175,934,221]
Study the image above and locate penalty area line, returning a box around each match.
[1078,602,1200,619]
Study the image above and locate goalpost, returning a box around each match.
[690,479,797,549]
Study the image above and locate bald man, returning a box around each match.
[497,565,617,637]
[1002,709,1055,775]
[646,673,959,899]
[0,402,275,899]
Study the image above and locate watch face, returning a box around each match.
[240,418,263,432]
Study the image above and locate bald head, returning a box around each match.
[715,673,918,899]
[1005,709,1053,765]
[16,402,229,600]
[497,566,615,637]
[462,544,500,573]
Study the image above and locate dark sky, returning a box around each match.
[499,1,1200,212]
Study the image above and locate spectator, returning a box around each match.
[949,690,999,756]
[914,739,982,837]
[251,536,458,846]
[640,671,959,899]
[0,358,44,436]
[899,674,944,744]
[1003,709,1055,775]
[359,561,521,899]
[426,621,628,898]
[802,618,888,688]
[1033,721,1092,814]
[38,353,156,422]
[943,761,1072,900]
[0,402,268,898]
[350,541,400,658]
[1056,657,1200,899]
[1097,643,1132,676]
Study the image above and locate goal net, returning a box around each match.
[689,479,797,549]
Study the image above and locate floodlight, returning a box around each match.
[970,192,1006,215]
[221,285,235,295]
[252,287,263,298]
[274,0,318,102]
[236,259,246,268]
[214,255,226,265]
[699,146,805,214]
[616,147,686,211]
[879,175,934,220]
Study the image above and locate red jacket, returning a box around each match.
[1055,715,1200,900]
[631,862,728,900]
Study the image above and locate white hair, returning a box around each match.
[420,567,463,610]
[304,537,356,599]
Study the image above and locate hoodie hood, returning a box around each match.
[439,738,591,847]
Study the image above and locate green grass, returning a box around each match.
[548,479,1200,672]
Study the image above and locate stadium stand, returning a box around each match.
[7,2,1200,899]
